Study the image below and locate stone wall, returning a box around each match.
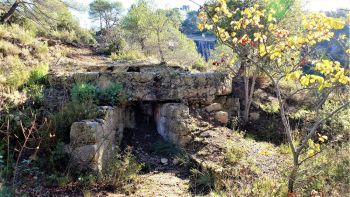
[72,71,232,104]
[64,63,236,172]
[69,106,135,171]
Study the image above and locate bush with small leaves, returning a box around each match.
[225,143,247,165]
[28,63,49,86]
[110,51,145,61]
[2,56,30,90]
[98,83,123,105]
[71,83,98,103]
[0,40,21,56]
[50,100,100,143]
[190,168,215,193]
[103,147,143,192]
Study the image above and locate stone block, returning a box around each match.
[205,103,222,113]
[214,111,229,125]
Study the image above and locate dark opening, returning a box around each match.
[127,66,141,72]
[121,102,160,150]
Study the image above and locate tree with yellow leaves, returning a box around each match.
[198,0,350,194]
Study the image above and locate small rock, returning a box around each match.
[198,122,209,127]
[161,158,168,165]
[214,111,229,125]
[194,137,204,142]
[205,103,222,113]
[200,131,211,137]
[172,158,179,165]
[250,112,260,120]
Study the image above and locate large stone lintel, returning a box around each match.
[72,71,232,103]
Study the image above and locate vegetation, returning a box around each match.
[199,0,350,193]
[110,50,145,61]
[102,147,143,193]
[120,1,204,65]
[89,0,123,30]
[0,0,349,196]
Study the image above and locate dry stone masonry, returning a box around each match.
[63,61,237,171]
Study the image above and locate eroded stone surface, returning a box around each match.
[205,103,222,112]
[72,71,232,104]
[214,111,229,125]
[49,62,232,104]
[155,103,194,146]
[69,106,134,171]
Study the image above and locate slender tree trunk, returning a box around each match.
[244,74,257,122]
[243,66,249,122]
[156,30,165,63]
[242,62,256,122]
[140,38,146,51]
[99,15,102,30]
[288,164,299,193]
[274,81,300,193]
[0,0,20,24]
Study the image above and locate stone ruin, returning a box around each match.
[57,61,239,171]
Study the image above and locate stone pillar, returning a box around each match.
[155,103,193,147]
[69,106,127,172]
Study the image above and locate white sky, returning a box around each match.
[71,0,350,29]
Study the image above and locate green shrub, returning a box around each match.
[98,83,124,105]
[33,41,49,58]
[321,100,350,137]
[46,174,71,187]
[76,29,96,45]
[297,144,350,195]
[102,147,143,192]
[3,56,30,90]
[28,63,49,86]
[225,143,247,165]
[50,30,77,43]
[288,108,313,120]
[190,168,215,193]
[110,50,145,61]
[257,99,280,114]
[107,38,127,54]
[71,83,98,103]
[252,176,288,196]
[278,143,292,155]
[25,84,45,103]
[9,24,36,45]
[0,25,8,38]
[0,40,21,56]
[50,100,100,143]
[0,185,12,197]
[78,173,98,187]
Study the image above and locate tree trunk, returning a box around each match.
[140,38,146,51]
[156,30,165,63]
[244,74,257,122]
[288,164,299,193]
[0,0,20,24]
[274,81,299,193]
[243,65,249,122]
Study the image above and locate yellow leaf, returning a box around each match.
[318,137,325,143]
[307,149,315,157]
[213,15,219,23]
[198,23,205,32]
